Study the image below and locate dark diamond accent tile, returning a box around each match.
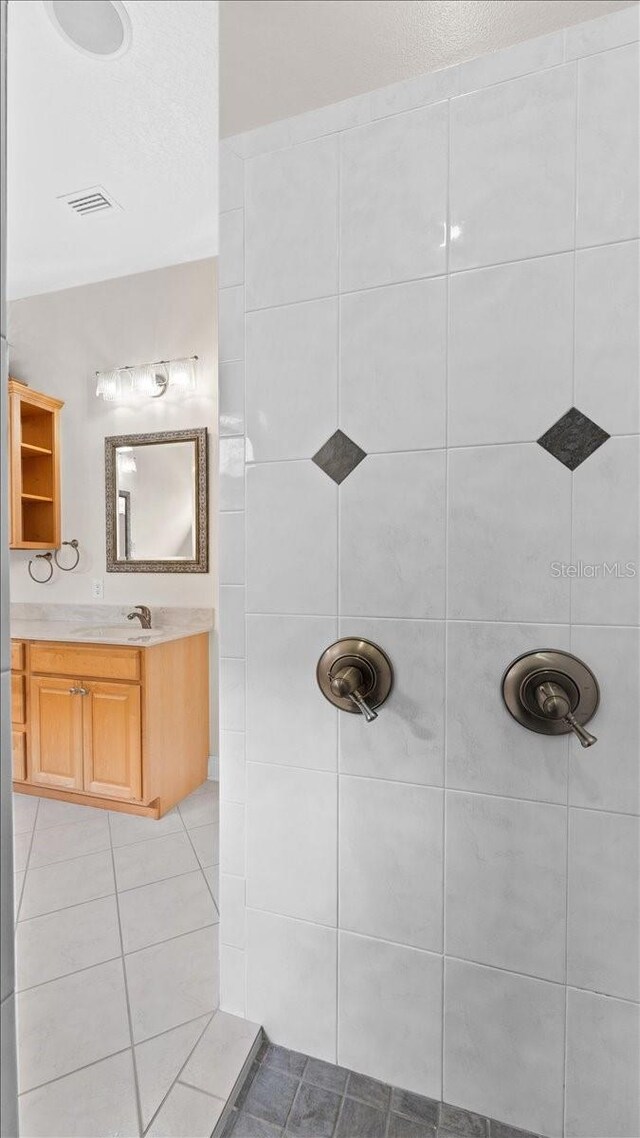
[537,407,610,470]
[242,1065,300,1127]
[489,1123,540,1138]
[262,1044,308,1078]
[303,1057,349,1094]
[392,1089,439,1126]
[439,1104,487,1136]
[346,1072,392,1112]
[335,1097,387,1138]
[389,1113,437,1138]
[229,1111,284,1138]
[312,429,366,484]
[286,1083,341,1138]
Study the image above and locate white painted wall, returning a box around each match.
[218,9,639,1138]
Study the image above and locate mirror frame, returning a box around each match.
[105,427,209,573]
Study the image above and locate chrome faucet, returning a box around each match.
[127,605,152,629]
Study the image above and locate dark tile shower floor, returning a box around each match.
[221,1041,541,1138]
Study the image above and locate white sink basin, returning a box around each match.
[70,624,156,641]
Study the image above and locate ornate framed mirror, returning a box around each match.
[105,427,208,573]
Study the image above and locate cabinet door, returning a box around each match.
[83,682,142,801]
[30,676,84,789]
[12,731,26,781]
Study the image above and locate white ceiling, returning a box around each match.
[221,0,637,136]
[7,0,218,299]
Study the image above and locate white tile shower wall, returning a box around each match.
[218,11,640,1136]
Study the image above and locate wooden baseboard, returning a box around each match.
[12,782,161,818]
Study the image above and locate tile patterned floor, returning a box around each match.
[221,1043,542,1138]
[11,780,237,1138]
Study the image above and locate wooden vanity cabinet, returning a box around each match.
[11,640,27,781]
[8,379,64,550]
[12,634,209,818]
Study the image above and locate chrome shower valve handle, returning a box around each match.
[502,650,599,748]
[534,680,597,748]
[317,639,393,721]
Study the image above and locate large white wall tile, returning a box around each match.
[447,444,571,622]
[247,614,337,771]
[568,808,639,1001]
[443,959,565,1137]
[450,67,575,271]
[574,241,639,435]
[565,988,640,1138]
[446,621,570,803]
[219,512,245,585]
[340,102,448,291]
[577,44,640,247]
[219,730,246,804]
[220,802,245,877]
[339,617,445,787]
[219,360,245,438]
[220,659,245,733]
[446,792,566,981]
[458,31,564,95]
[246,299,338,461]
[565,6,640,61]
[220,874,246,949]
[220,945,246,1018]
[219,437,245,512]
[247,910,337,1061]
[569,625,639,814]
[340,277,446,453]
[571,436,640,625]
[246,763,337,926]
[219,286,244,363]
[448,255,573,446]
[340,777,443,951]
[247,461,337,614]
[341,451,445,618]
[219,586,245,658]
[245,137,339,309]
[219,209,244,290]
[220,143,244,212]
[338,932,442,1099]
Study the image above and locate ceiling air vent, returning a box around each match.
[58,186,121,217]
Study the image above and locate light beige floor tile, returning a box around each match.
[147,1082,224,1137]
[18,1049,139,1138]
[114,830,199,892]
[19,851,115,920]
[118,871,217,954]
[16,896,121,991]
[135,1015,211,1129]
[126,926,219,1042]
[181,1010,260,1099]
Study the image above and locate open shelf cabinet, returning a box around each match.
[9,379,64,549]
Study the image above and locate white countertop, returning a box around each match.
[11,619,212,648]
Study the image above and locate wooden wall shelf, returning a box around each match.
[8,378,64,550]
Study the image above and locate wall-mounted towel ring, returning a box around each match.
[54,539,80,571]
[28,552,54,584]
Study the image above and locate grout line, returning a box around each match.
[15,797,41,923]
[242,760,639,817]
[244,612,640,629]
[440,91,453,1105]
[142,1012,215,1136]
[107,813,145,1138]
[15,953,123,996]
[242,235,640,316]
[17,1046,134,1100]
[229,29,639,161]
[242,903,640,1006]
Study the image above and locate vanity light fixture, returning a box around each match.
[95,356,198,402]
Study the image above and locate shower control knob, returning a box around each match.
[317,639,393,722]
[533,680,597,748]
[502,650,599,747]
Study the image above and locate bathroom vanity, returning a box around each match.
[11,623,210,818]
